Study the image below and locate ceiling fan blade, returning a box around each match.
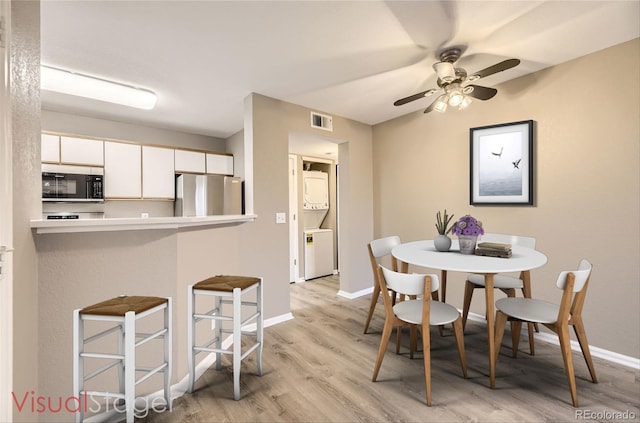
[469,58,520,80]
[466,85,497,100]
[424,95,445,113]
[394,89,437,106]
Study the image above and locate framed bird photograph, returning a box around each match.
[469,120,534,205]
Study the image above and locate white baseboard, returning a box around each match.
[465,311,640,370]
[337,286,373,299]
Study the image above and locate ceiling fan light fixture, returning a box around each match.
[433,95,449,113]
[448,91,464,107]
[433,61,456,83]
[41,65,157,110]
[458,95,472,110]
[445,83,464,107]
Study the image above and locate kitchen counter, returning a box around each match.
[30,214,257,234]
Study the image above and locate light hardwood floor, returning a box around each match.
[143,275,640,422]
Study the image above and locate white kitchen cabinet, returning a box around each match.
[175,149,205,173]
[41,134,60,163]
[104,141,141,198]
[60,136,104,166]
[142,146,175,199]
[206,153,234,175]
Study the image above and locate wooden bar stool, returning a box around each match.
[187,275,263,400]
[72,296,172,423]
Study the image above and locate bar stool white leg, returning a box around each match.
[187,285,195,393]
[124,311,135,423]
[72,310,83,423]
[257,279,264,376]
[117,322,125,408]
[214,295,222,371]
[164,297,173,410]
[233,287,242,400]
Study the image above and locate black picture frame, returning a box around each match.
[470,120,534,205]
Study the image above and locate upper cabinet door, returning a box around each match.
[206,153,234,175]
[41,134,60,163]
[175,149,205,173]
[60,136,104,166]
[104,141,141,199]
[142,146,175,199]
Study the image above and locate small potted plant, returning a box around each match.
[450,215,484,254]
[434,209,454,252]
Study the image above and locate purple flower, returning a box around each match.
[451,214,484,236]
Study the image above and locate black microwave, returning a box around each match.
[42,172,104,202]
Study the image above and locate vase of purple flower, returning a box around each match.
[450,215,484,255]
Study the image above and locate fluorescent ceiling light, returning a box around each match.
[41,65,156,110]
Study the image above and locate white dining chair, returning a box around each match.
[363,236,402,334]
[462,233,538,354]
[493,259,597,407]
[372,265,467,406]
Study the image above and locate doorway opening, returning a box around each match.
[288,132,341,284]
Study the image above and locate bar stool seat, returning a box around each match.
[187,275,263,400]
[73,295,172,423]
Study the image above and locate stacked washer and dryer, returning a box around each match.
[302,170,334,280]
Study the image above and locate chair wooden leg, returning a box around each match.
[510,320,522,358]
[364,283,381,334]
[527,322,536,356]
[430,291,444,337]
[572,318,598,383]
[421,323,432,406]
[392,293,403,354]
[440,270,447,303]
[452,317,467,378]
[558,324,579,407]
[409,325,417,359]
[494,311,508,365]
[461,282,474,331]
[372,318,395,382]
[520,286,540,333]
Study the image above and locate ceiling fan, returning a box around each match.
[393,47,520,114]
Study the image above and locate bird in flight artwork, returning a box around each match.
[512,158,522,169]
[491,147,504,158]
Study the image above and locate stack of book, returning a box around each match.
[475,242,512,258]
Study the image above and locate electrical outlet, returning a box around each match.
[141,212,149,219]
[276,212,286,224]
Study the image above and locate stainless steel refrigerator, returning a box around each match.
[175,174,242,216]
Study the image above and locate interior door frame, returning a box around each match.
[288,154,299,282]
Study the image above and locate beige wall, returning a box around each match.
[372,38,640,358]
[10,1,40,422]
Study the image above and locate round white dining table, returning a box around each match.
[392,239,548,388]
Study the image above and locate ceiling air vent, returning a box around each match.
[310,112,333,132]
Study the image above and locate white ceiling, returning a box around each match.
[40,1,639,140]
